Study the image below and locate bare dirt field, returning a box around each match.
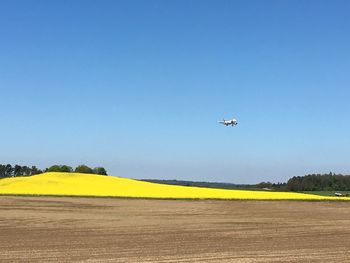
[1,197,350,262]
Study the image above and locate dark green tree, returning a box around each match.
[75,165,93,174]
[31,166,42,175]
[0,165,6,178]
[60,165,73,173]
[21,166,31,176]
[46,165,73,173]
[47,165,63,172]
[14,165,22,176]
[93,167,108,175]
[5,164,13,177]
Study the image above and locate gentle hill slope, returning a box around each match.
[0,172,348,200]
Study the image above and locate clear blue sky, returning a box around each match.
[1,0,349,183]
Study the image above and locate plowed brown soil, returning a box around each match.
[1,196,350,262]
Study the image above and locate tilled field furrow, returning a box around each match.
[1,197,350,262]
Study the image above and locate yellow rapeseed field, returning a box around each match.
[0,172,348,200]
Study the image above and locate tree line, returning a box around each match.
[256,173,350,191]
[286,173,350,191]
[150,173,350,192]
[0,164,42,178]
[46,164,107,175]
[0,164,107,178]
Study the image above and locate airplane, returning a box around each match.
[219,118,238,126]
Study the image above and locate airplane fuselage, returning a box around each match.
[220,118,238,126]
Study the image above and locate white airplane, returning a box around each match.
[219,118,238,126]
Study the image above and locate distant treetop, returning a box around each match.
[93,167,108,175]
[74,165,94,174]
[47,165,73,173]
[46,164,108,175]
[0,164,42,178]
[0,163,108,178]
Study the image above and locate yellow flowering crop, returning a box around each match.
[0,172,348,200]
